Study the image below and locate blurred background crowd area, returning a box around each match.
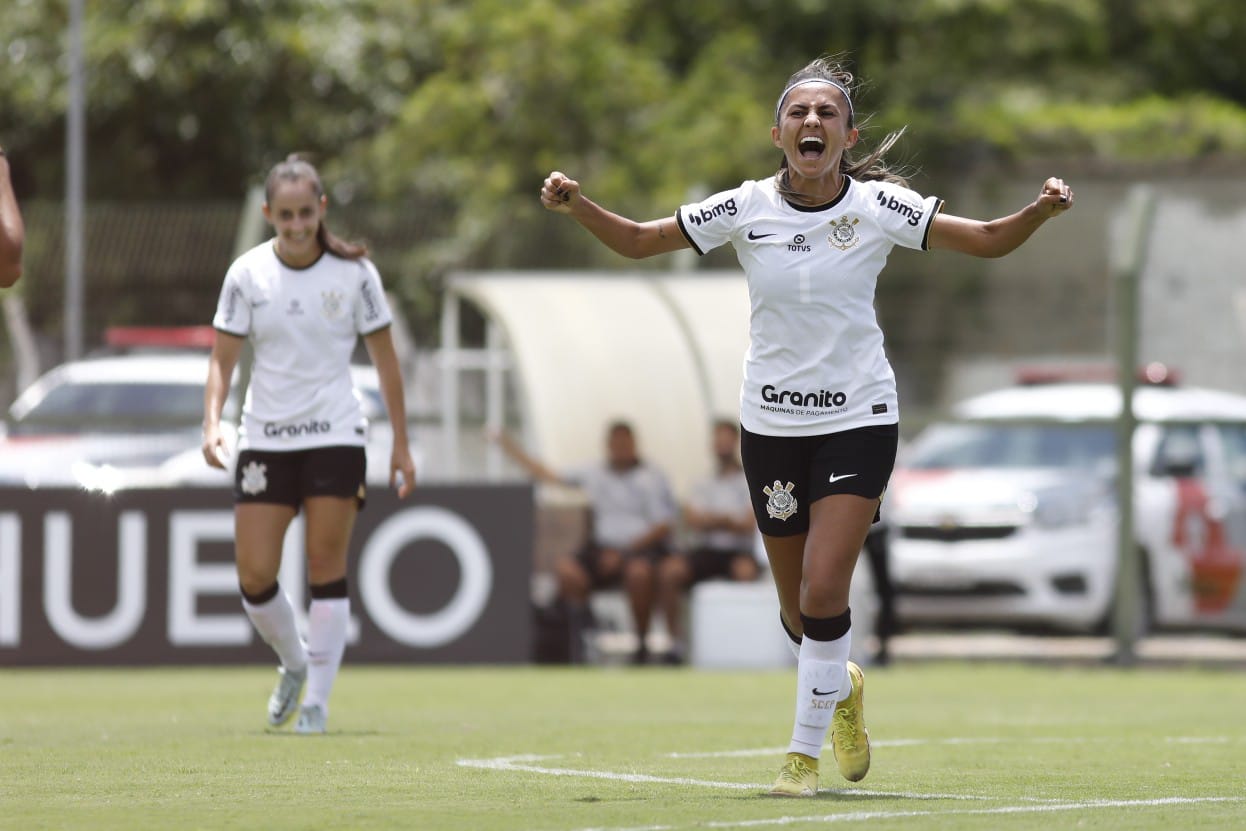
[3,0,1246,422]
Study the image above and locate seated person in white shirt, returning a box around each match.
[492,420,676,664]
[657,420,760,663]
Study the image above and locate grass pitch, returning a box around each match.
[2,662,1243,830]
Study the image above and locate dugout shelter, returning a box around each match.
[440,271,750,498]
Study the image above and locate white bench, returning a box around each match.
[689,565,878,669]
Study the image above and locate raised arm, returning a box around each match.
[540,171,691,260]
[0,149,25,288]
[364,326,417,498]
[928,176,1073,258]
[202,331,244,469]
[488,428,566,486]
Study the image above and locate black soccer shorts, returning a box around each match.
[233,445,367,510]
[740,422,899,537]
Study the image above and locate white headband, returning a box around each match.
[774,78,854,125]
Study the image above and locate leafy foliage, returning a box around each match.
[2,0,1243,337]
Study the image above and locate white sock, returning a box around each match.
[303,597,350,713]
[780,616,802,659]
[787,628,853,758]
[242,589,307,671]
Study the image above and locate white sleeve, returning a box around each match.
[212,261,251,336]
[870,181,944,251]
[676,184,747,256]
[355,258,394,335]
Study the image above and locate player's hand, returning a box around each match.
[1035,177,1073,218]
[540,171,580,214]
[201,426,230,469]
[391,447,417,499]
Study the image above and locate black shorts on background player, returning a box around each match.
[740,423,898,537]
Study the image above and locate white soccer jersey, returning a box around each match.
[212,241,393,452]
[677,176,942,437]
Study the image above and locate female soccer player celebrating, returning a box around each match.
[539,56,1073,796]
[203,155,416,734]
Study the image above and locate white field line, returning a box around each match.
[456,754,1004,801]
[461,736,1243,831]
[666,734,1239,758]
[456,754,758,790]
[567,796,1245,831]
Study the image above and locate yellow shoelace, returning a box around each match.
[833,702,861,750]
[778,756,815,783]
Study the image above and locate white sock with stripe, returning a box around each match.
[787,628,852,758]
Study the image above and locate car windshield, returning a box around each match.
[8,381,207,436]
[905,422,1117,470]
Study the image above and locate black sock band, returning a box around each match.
[779,613,803,646]
[309,577,349,600]
[241,581,280,606]
[800,609,852,642]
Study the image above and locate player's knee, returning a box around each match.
[305,548,347,585]
[237,569,278,599]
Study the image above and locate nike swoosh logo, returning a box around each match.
[812,688,838,696]
[747,229,775,240]
[828,473,858,484]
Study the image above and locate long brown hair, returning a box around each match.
[773,56,910,204]
[264,154,367,260]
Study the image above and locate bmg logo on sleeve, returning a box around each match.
[876,192,923,227]
[687,197,738,226]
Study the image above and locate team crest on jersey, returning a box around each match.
[764,480,798,521]
[240,461,268,495]
[828,215,861,250]
[321,290,345,320]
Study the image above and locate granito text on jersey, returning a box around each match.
[264,419,332,438]
[761,384,847,408]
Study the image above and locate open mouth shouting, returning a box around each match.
[798,135,826,160]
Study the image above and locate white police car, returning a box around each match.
[886,369,1246,633]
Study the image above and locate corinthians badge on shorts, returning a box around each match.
[828,215,861,250]
[240,461,268,495]
[764,480,798,521]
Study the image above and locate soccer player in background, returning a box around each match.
[0,143,25,288]
[539,55,1073,796]
[202,154,416,734]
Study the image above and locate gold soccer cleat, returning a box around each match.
[831,661,870,782]
[768,752,819,797]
